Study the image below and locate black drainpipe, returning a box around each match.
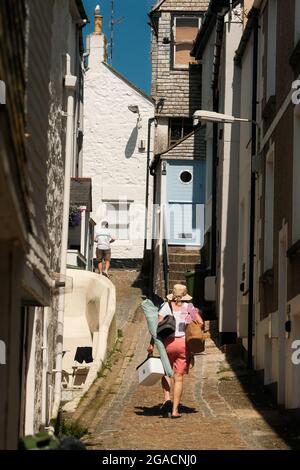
[149,152,159,301]
[211,88,219,276]
[144,118,155,258]
[247,12,259,370]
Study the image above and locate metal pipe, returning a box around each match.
[51,53,76,423]
[144,118,155,258]
[41,307,49,427]
[247,12,259,370]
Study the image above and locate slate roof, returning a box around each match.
[150,0,166,13]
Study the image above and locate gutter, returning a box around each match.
[191,0,241,59]
[75,0,89,22]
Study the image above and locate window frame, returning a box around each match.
[168,117,194,146]
[171,13,202,70]
[104,200,131,241]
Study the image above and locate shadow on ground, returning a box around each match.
[209,320,300,450]
[134,404,198,417]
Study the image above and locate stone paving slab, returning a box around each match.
[69,271,300,451]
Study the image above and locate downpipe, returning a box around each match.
[41,307,49,427]
[247,13,259,370]
[50,53,77,424]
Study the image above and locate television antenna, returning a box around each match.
[109,0,125,65]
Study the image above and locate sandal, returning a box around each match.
[171,414,182,419]
[160,400,172,417]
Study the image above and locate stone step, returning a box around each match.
[169,271,190,281]
[169,262,202,272]
[168,280,187,287]
[168,245,201,255]
[169,253,201,263]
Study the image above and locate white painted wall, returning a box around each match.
[237,35,253,350]
[62,269,116,412]
[83,29,154,260]
[217,17,243,335]
[201,32,215,238]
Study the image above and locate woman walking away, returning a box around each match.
[147,284,203,419]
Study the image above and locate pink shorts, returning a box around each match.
[163,336,190,375]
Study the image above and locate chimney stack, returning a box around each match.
[86,4,107,67]
[94,5,103,34]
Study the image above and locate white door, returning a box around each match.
[166,161,205,246]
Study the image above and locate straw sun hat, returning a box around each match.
[167,284,192,301]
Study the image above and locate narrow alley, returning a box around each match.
[2,0,300,455]
[65,271,300,451]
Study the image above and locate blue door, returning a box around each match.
[166,161,205,246]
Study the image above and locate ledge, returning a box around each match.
[287,239,300,258]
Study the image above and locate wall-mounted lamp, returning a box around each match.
[162,161,167,175]
[128,105,139,114]
[128,105,142,129]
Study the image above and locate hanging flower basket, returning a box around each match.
[69,205,81,228]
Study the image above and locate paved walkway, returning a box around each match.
[109,269,146,329]
[69,271,300,450]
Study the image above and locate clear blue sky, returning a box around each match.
[83,0,154,95]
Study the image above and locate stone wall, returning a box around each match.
[151,0,209,117]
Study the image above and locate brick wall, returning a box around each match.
[160,0,209,10]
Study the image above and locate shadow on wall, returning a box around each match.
[125,126,138,158]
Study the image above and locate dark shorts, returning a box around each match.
[96,248,111,262]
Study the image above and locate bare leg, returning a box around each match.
[172,373,184,417]
[98,260,103,274]
[105,260,110,273]
[161,376,171,403]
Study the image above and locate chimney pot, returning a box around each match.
[94,5,103,34]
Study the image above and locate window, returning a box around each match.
[169,118,194,146]
[179,170,192,184]
[173,16,201,68]
[105,201,130,240]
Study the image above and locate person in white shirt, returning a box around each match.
[94,220,115,277]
